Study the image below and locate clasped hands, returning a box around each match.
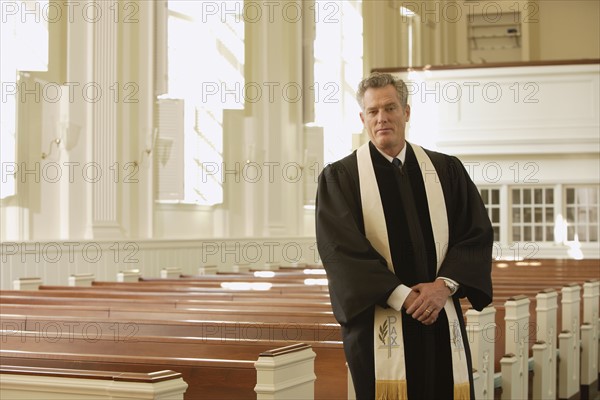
[403,279,451,325]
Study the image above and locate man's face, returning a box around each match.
[359,84,410,156]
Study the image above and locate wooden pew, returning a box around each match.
[92,280,329,292]
[0,365,187,399]
[0,331,347,399]
[1,313,342,342]
[147,269,327,283]
[0,292,333,311]
[0,303,337,324]
[2,272,347,398]
[1,350,258,399]
[4,259,598,399]
[11,259,597,376]
[37,285,331,302]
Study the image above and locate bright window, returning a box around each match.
[314,0,363,165]
[0,0,49,199]
[511,187,555,242]
[162,0,244,205]
[565,186,599,242]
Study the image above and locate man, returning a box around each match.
[315,72,493,399]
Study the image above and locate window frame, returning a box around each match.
[563,184,600,243]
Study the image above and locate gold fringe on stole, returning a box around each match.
[454,382,471,400]
[375,380,407,400]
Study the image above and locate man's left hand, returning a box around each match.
[404,280,451,325]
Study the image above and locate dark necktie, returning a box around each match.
[393,156,431,282]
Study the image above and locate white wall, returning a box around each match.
[404,63,599,155]
[154,204,216,238]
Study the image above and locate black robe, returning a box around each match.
[315,142,493,399]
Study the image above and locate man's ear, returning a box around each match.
[359,111,365,125]
[405,104,411,121]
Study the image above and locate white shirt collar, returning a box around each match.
[372,142,407,165]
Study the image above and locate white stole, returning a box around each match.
[356,142,470,400]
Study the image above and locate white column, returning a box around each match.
[222,109,250,237]
[582,281,599,388]
[254,344,316,399]
[504,295,530,400]
[466,306,496,400]
[130,0,156,239]
[362,2,404,73]
[68,273,95,287]
[581,323,596,391]
[64,0,94,239]
[117,269,140,282]
[65,0,127,239]
[532,341,553,400]
[12,277,42,290]
[500,354,520,400]
[535,289,558,399]
[160,267,181,279]
[558,331,578,399]
[471,371,482,400]
[88,0,122,238]
[244,3,304,237]
[561,284,581,397]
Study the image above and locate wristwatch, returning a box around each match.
[440,278,459,296]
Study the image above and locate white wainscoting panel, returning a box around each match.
[399,63,600,155]
[0,237,319,290]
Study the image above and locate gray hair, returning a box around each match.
[356,72,409,109]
